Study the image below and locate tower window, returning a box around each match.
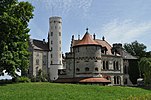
[51,54,53,58]
[85,67,89,71]
[51,41,53,44]
[76,68,80,72]
[59,32,61,36]
[95,67,98,71]
[51,32,53,36]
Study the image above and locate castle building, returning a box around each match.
[29,16,137,85]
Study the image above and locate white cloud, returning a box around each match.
[99,19,151,44]
[32,0,93,16]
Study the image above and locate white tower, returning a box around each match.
[48,16,63,81]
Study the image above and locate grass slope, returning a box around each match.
[0,83,151,100]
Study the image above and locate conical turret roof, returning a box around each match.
[74,32,99,47]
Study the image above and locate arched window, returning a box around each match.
[116,62,119,70]
[106,61,109,70]
[95,67,98,71]
[103,61,105,69]
[117,76,121,84]
[114,76,121,85]
[113,61,116,70]
[124,78,128,84]
[117,76,119,84]
[124,66,127,74]
[114,76,116,84]
[85,67,89,71]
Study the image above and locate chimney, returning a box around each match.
[102,36,105,41]
[93,33,96,40]
[43,39,45,44]
[72,35,74,40]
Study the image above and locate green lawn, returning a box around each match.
[0,82,151,100]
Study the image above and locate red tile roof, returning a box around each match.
[72,36,112,55]
[79,77,111,83]
[95,39,112,55]
[55,77,111,83]
[74,33,99,47]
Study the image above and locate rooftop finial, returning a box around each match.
[86,28,88,33]
[102,36,105,41]
[78,35,80,40]
[93,33,96,40]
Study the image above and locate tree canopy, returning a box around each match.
[124,40,147,59]
[0,0,34,77]
[139,57,151,85]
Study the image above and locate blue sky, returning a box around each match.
[1,0,151,80]
[21,0,151,52]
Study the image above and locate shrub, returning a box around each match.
[36,69,48,82]
[0,79,12,84]
[17,76,31,83]
[30,76,36,82]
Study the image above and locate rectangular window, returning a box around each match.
[51,32,53,36]
[51,41,53,44]
[43,61,46,65]
[36,59,39,65]
[51,54,53,58]
[51,61,53,64]
[59,32,61,36]
[43,55,46,65]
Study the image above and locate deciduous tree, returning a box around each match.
[139,57,151,85]
[124,41,147,58]
[0,0,34,78]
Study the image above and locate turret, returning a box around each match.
[48,16,63,81]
